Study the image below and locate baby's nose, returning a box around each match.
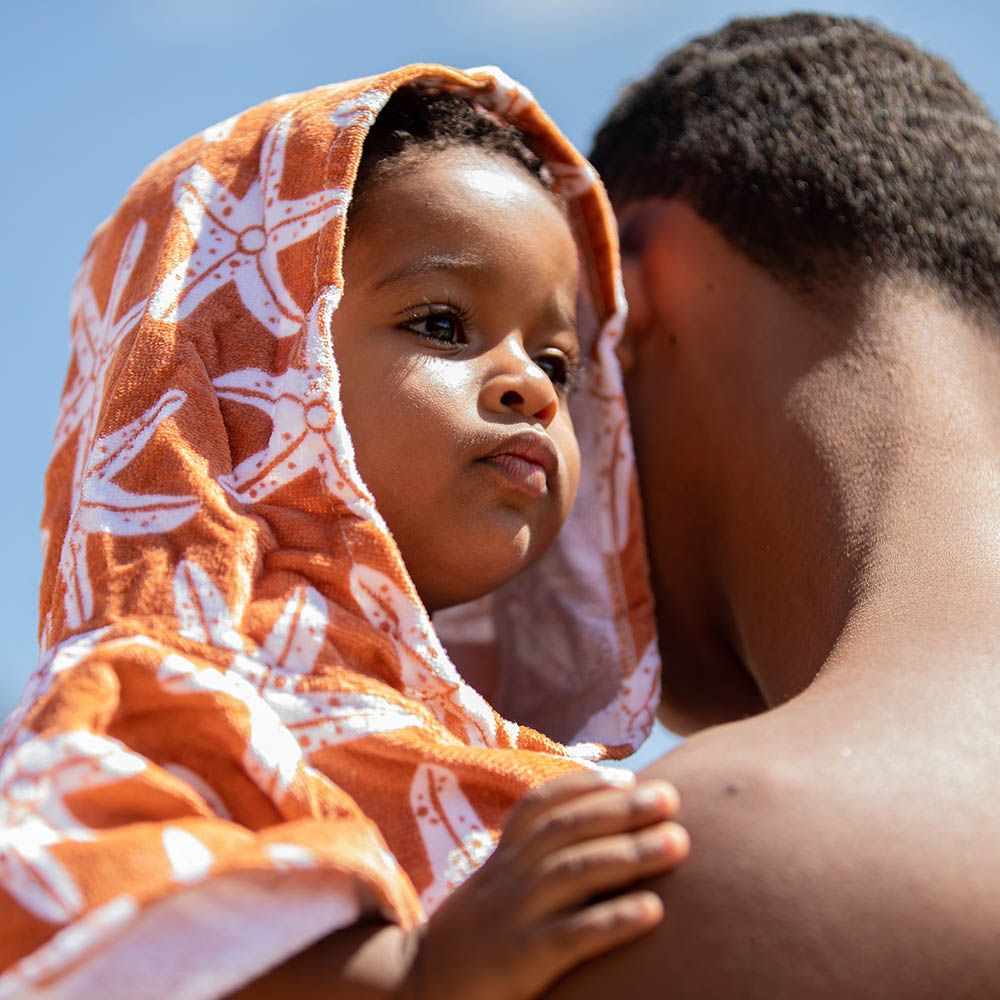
[480,343,558,426]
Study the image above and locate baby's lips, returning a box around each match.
[480,429,558,481]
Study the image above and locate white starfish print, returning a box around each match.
[150,113,349,339]
[201,111,240,143]
[573,637,660,750]
[61,389,200,628]
[410,763,495,914]
[173,558,326,673]
[274,689,427,754]
[234,630,433,753]
[455,66,538,119]
[55,222,148,487]
[547,160,599,199]
[348,564,497,748]
[0,731,146,923]
[330,88,390,129]
[170,559,431,754]
[260,583,329,674]
[173,558,245,653]
[212,288,377,518]
[0,627,112,757]
[157,653,303,799]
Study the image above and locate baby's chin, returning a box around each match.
[409,519,560,615]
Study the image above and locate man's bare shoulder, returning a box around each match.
[549,686,1000,998]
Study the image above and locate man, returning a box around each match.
[546,12,1000,997]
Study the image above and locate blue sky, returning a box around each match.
[2,0,999,720]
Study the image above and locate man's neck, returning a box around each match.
[721,280,1000,707]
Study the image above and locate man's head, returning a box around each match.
[591,15,1000,728]
[592,13,1000,317]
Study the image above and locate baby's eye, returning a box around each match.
[535,351,583,395]
[401,308,467,345]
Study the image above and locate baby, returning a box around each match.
[255,85,689,998]
[0,69,680,1000]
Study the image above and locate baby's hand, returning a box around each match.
[404,770,688,1000]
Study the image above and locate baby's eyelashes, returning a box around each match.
[535,350,584,396]
[399,301,472,346]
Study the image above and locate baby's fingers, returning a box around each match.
[527,892,663,994]
[503,769,636,843]
[524,821,689,919]
[510,781,680,871]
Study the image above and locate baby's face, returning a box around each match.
[332,145,582,612]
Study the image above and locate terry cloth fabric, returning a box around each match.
[0,65,659,998]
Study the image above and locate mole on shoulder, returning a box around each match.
[724,781,743,797]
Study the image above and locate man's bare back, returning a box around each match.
[555,661,1000,996]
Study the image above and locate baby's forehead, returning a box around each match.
[349,143,568,240]
[351,147,576,261]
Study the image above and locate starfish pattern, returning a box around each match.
[55,222,148,491]
[158,653,303,798]
[0,627,112,757]
[212,289,377,518]
[451,66,538,119]
[349,564,498,748]
[547,159,599,199]
[275,689,427,754]
[161,826,214,884]
[174,558,327,673]
[60,389,200,628]
[150,113,349,339]
[330,88,390,129]
[232,635,431,754]
[410,763,495,914]
[573,637,660,750]
[0,731,146,923]
[171,559,430,754]
[173,559,245,653]
[201,111,240,144]
[260,583,328,674]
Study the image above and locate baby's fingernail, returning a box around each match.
[627,892,663,922]
[654,822,690,856]
[596,766,637,788]
[634,782,677,811]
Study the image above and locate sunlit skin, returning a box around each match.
[331,146,582,613]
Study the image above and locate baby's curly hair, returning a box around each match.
[591,13,1000,318]
[351,85,549,214]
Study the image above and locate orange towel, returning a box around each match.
[0,65,658,998]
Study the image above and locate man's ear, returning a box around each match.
[614,200,665,374]
[617,256,651,375]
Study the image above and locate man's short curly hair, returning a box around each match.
[591,13,1000,318]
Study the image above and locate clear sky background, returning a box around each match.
[2,0,998,730]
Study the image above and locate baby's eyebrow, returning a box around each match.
[372,253,482,291]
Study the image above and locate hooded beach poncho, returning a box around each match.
[0,65,659,998]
